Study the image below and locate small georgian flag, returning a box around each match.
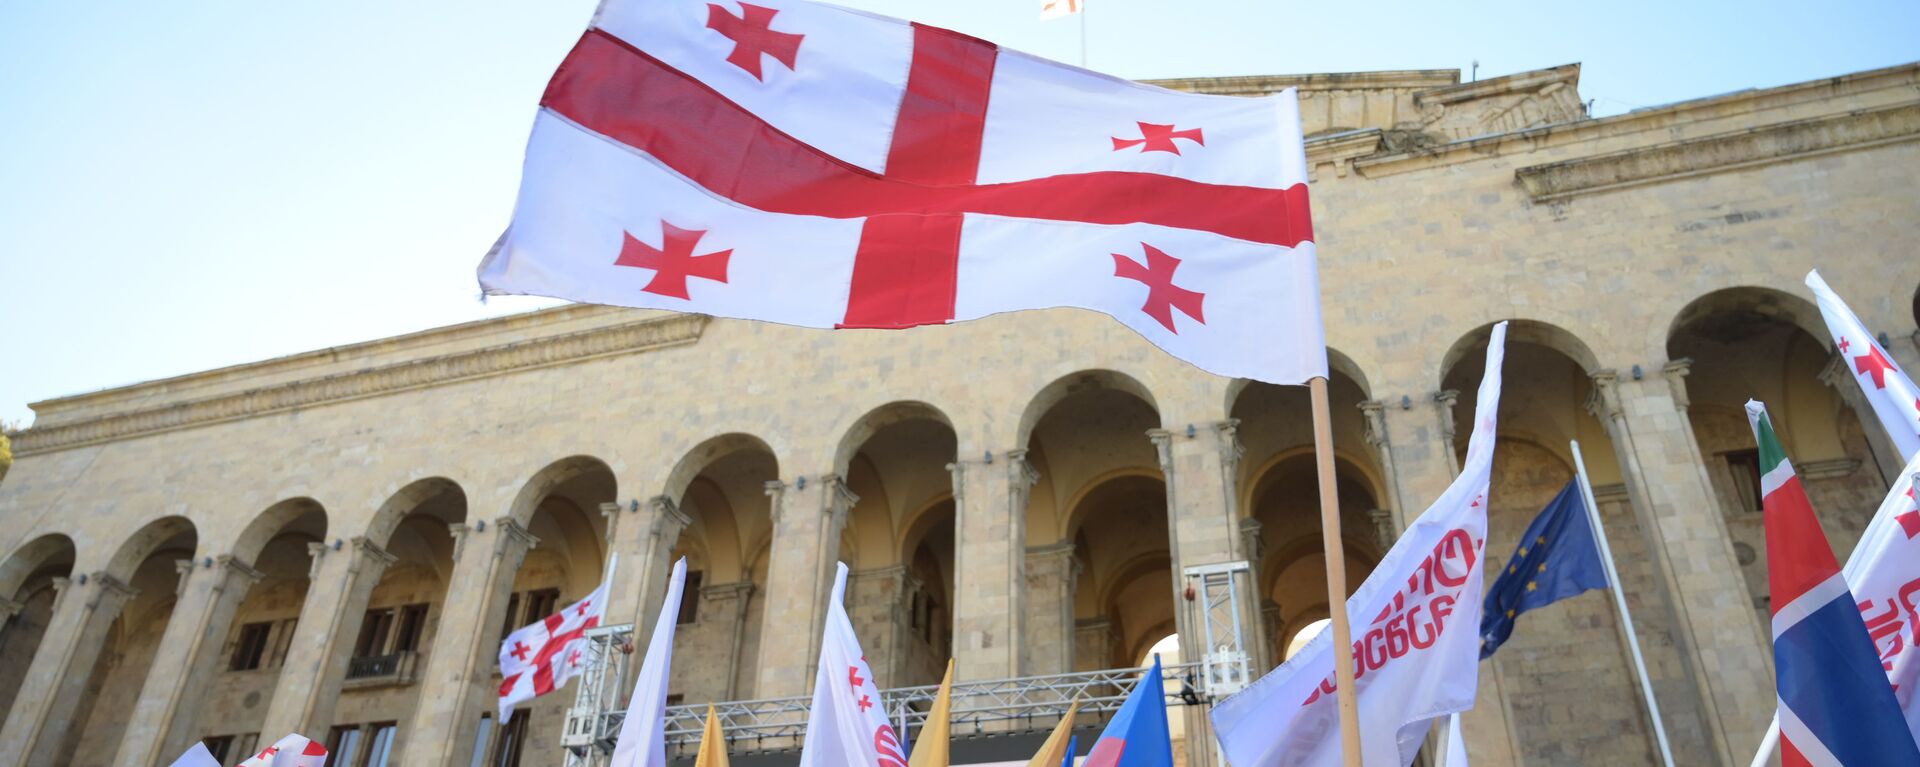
[1040,0,1083,20]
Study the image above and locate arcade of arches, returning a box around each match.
[3,61,1919,767]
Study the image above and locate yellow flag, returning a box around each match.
[693,704,730,767]
[0,431,12,484]
[909,659,956,767]
[1024,698,1081,767]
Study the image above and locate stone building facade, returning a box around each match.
[1,60,1918,767]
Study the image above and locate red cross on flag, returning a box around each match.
[498,574,611,719]
[478,0,1325,385]
[797,562,900,767]
[237,733,329,767]
[1806,270,1920,463]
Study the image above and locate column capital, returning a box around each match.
[493,516,539,552]
[0,596,26,624]
[1662,357,1695,410]
[1366,508,1398,549]
[174,559,197,597]
[701,581,755,602]
[348,536,398,571]
[823,474,859,517]
[1238,517,1265,561]
[1585,369,1623,421]
[1146,428,1175,472]
[85,571,136,609]
[1432,390,1461,443]
[647,495,693,535]
[1358,400,1391,448]
[1006,447,1041,488]
[212,554,267,591]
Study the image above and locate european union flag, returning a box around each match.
[1479,480,1610,659]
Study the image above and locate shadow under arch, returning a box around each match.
[106,516,198,583]
[0,533,76,600]
[1663,285,1829,360]
[366,477,468,547]
[832,400,955,478]
[1016,369,1160,449]
[662,434,779,508]
[231,497,327,566]
[1440,320,1602,390]
[1224,346,1374,418]
[509,455,618,527]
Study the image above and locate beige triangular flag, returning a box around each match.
[1024,698,1082,767]
[909,659,956,767]
[693,704,730,767]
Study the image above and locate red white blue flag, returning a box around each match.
[478,0,1324,385]
[1082,656,1175,767]
[1747,401,1919,766]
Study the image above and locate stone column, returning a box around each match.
[602,498,692,647]
[259,537,397,741]
[949,450,1037,680]
[1358,400,1410,523]
[399,517,538,767]
[754,476,856,698]
[1365,509,1397,550]
[113,555,265,766]
[1073,618,1114,670]
[1432,390,1462,478]
[707,582,756,700]
[1819,352,1906,485]
[1587,367,1773,763]
[1023,542,1078,675]
[0,573,135,766]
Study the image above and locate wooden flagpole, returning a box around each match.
[1310,375,1364,767]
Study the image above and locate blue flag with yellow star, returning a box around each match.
[1479,480,1609,659]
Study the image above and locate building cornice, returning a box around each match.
[1355,61,1920,178]
[1513,101,1920,201]
[14,312,707,456]
[1145,69,1460,97]
[1413,64,1580,108]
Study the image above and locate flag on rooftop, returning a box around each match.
[1805,269,1920,463]
[498,562,611,719]
[1746,401,1919,765]
[1212,322,1508,767]
[477,0,1324,385]
[1081,656,1174,767]
[798,562,898,767]
[611,556,687,767]
[1478,479,1608,658]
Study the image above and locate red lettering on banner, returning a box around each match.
[1299,527,1481,706]
[875,724,908,767]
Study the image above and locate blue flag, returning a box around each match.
[1082,656,1174,767]
[1479,480,1609,659]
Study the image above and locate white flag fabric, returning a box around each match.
[237,733,329,767]
[1212,322,1508,767]
[480,0,1325,385]
[1838,450,1920,747]
[1806,270,1920,463]
[798,562,901,767]
[611,557,689,767]
[1443,713,1468,767]
[167,742,221,767]
[1039,0,1083,20]
[499,574,610,719]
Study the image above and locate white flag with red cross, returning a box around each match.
[1212,323,1507,767]
[237,733,329,767]
[1039,0,1083,20]
[1806,270,1920,463]
[498,576,610,719]
[798,562,903,767]
[478,0,1325,385]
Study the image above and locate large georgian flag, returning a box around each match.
[1212,323,1508,767]
[498,572,611,718]
[478,0,1324,385]
[238,734,329,767]
[1806,270,1920,463]
[1745,402,1919,765]
[798,563,902,767]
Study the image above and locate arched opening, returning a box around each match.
[1138,633,1187,752]
[0,533,76,727]
[1443,320,1678,766]
[1230,358,1379,673]
[194,500,326,756]
[837,403,957,689]
[665,437,777,703]
[478,458,611,763]
[1283,618,1328,661]
[1668,288,1883,604]
[1020,371,1165,676]
[331,478,466,762]
[67,516,197,765]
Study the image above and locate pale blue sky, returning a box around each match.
[3,0,1917,426]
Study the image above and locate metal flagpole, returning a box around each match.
[1749,720,1780,767]
[1571,441,1676,767]
[1311,375,1364,767]
[1078,0,1088,68]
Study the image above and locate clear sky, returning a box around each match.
[3,0,1916,427]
